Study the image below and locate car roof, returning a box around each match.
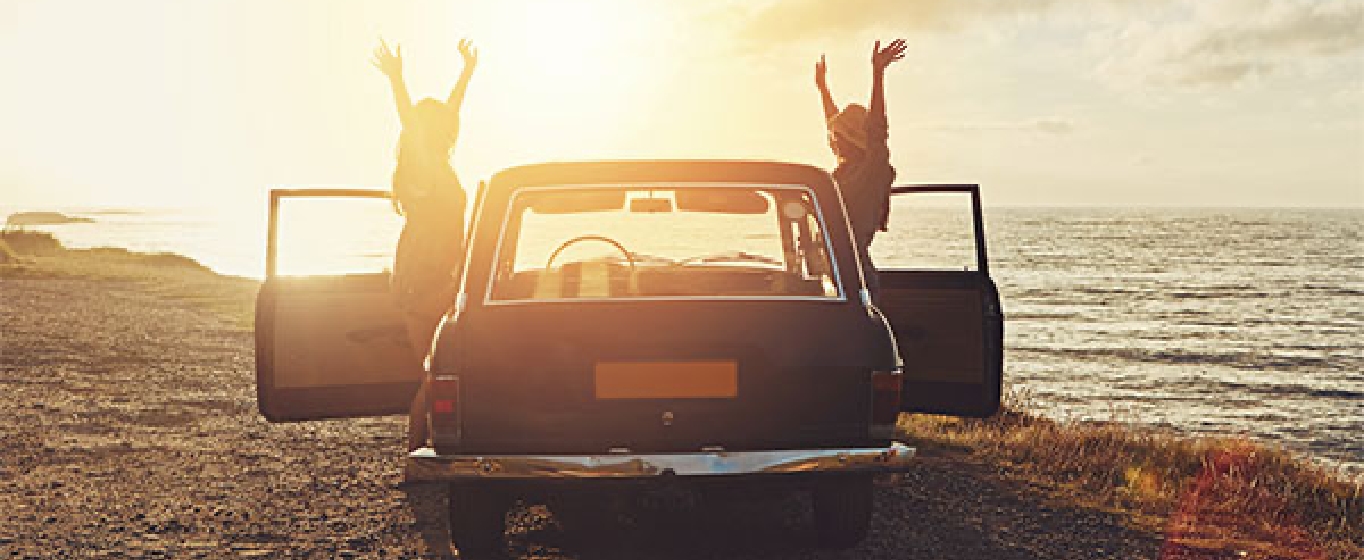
[485,160,838,202]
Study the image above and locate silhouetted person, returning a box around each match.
[373,38,477,452]
[816,39,906,299]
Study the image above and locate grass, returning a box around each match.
[1,227,63,255]
[7,228,1361,556]
[0,238,18,264]
[901,395,1364,559]
[1,228,259,330]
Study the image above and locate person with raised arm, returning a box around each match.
[816,39,906,299]
[373,37,478,452]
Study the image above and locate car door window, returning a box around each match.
[878,185,1002,418]
[869,192,980,272]
[257,189,424,422]
[274,196,403,277]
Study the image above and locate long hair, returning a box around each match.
[827,103,869,161]
[393,98,458,214]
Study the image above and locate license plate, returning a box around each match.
[594,360,738,399]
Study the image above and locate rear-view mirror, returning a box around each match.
[629,198,674,213]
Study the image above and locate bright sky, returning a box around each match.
[1,0,1361,209]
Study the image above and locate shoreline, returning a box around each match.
[5,228,1361,471]
[3,234,1361,557]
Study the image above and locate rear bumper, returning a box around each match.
[404,442,914,481]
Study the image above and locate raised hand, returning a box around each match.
[458,38,478,70]
[448,38,478,112]
[372,38,403,78]
[815,54,828,90]
[872,39,906,73]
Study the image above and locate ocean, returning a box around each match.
[5,202,1361,471]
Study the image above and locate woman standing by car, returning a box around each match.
[814,39,906,299]
[372,38,477,451]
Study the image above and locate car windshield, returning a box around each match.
[488,184,841,301]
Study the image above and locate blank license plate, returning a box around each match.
[594,360,738,399]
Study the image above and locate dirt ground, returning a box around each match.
[0,273,1167,559]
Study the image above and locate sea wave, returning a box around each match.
[1011,345,1350,372]
[1303,287,1364,297]
[1213,381,1364,401]
[15,205,1361,467]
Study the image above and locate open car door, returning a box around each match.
[255,189,424,422]
[873,185,1004,418]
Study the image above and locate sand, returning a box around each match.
[0,259,1166,559]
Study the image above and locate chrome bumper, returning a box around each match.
[404,443,914,481]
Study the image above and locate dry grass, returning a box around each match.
[900,395,1364,559]
[0,238,18,264]
[1,227,63,255]
[1,229,258,331]
[8,228,1360,556]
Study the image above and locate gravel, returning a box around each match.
[1,275,1164,559]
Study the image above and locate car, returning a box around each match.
[254,160,1003,555]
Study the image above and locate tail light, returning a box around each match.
[429,375,461,445]
[870,369,903,425]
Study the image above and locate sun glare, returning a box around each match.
[473,0,669,151]
[274,196,402,277]
[510,1,619,82]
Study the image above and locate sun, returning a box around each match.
[469,0,671,155]
[511,1,619,82]
[491,0,667,89]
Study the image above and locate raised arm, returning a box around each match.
[815,54,838,122]
[372,39,413,126]
[445,39,478,118]
[868,39,905,123]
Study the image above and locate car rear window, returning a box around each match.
[487,184,842,302]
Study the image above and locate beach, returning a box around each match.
[3,0,1361,555]
[0,251,1167,559]
[9,204,1363,470]
[3,237,1360,558]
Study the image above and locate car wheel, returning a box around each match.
[551,491,617,548]
[447,482,508,558]
[811,475,873,549]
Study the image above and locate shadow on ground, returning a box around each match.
[399,456,1161,560]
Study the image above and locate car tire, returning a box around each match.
[811,475,873,549]
[551,492,617,548]
[447,483,507,558]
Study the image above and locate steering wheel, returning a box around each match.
[545,235,637,271]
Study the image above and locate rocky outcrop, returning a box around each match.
[5,211,95,226]
[0,239,17,264]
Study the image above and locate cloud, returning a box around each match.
[913,118,1076,135]
[1034,118,1075,135]
[728,0,1142,46]
[731,0,1032,44]
[1191,1,1363,57]
[1103,0,1364,87]
[728,0,1363,88]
